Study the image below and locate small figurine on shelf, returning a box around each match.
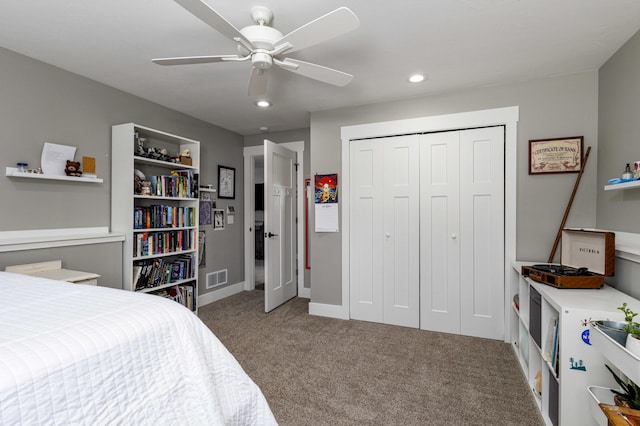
[134,169,145,194]
[179,148,192,166]
[136,138,147,157]
[64,160,83,177]
[140,181,152,196]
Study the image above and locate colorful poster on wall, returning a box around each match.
[314,174,338,203]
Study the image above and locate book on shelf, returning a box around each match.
[542,317,558,362]
[551,320,560,372]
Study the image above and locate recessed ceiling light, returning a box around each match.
[409,73,427,83]
[256,100,271,108]
[259,126,269,133]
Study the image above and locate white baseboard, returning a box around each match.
[298,287,310,299]
[308,302,349,320]
[198,281,245,307]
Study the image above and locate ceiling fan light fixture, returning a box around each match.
[256,100,271,108]
[409,73,427,83]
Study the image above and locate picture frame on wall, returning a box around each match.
[218,165,235,199]
[213,209,225,230]
[529,136,584,175]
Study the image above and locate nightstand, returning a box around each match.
[5,260,100,285]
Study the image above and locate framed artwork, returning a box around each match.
[529,136,584,174]
[218,165,235,199]
[213,209,225,230]
[198,231,206,267]
[199,200,211,225]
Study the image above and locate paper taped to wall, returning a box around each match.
[315,203,339,232]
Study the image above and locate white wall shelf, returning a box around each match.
[604,179,640,191]
[6,167,103,183]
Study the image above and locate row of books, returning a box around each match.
[144,170,198,198]
[134,205,196,229]
[152,284,196,312]
[133,255,195,291]
[133,229,196,257]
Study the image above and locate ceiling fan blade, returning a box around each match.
[175,0,254,48]
[152,55,239,66]
[276,7,359,54]
[248,68,269,97]
[276,58,353,87]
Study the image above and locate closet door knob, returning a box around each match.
[451,234,457,240]
[385,233,391,238]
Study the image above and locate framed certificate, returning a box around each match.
[529,136,583,174]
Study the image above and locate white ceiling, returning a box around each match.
[1,0,640,136]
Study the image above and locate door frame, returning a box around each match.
[336,106,519,342]
[243,141,308,298]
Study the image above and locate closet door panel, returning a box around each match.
[383,136,420,328]
[459,127,504,340]
[419,132,460,333]
[349,140,384,323]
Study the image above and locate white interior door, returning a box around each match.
[419,131,461,334]
[459,127,504,339]
[349,138,384,323]
[383,136,420,328]
[264,140,297,312]
[349,136,419,328]
[420,127,504,340]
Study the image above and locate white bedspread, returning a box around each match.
[0,271,277,425]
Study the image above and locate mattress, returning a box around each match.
[0,271,276,425]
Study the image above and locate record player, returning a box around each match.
[522,229,615,289]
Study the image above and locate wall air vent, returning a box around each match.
[206,269,228,289]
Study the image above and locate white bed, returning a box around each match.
[0,271,277,425]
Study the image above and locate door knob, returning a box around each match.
[266,232,279,238]
[451,234,457,240]
[385,233,391,238]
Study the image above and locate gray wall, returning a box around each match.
[596,30,640,299]
[0,46,245,294]
[244,128,311,289]
[597,30,640,233]
[310,72,600,306]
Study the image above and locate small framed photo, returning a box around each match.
[218,165,235,199]
[213,209,225,230]
[529,136,584,174]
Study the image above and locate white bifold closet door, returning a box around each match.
[349,135,420,328]
[420,127,504,340]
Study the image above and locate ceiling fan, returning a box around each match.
[152,0,360,97]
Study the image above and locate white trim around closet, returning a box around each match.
[333,106,519,343]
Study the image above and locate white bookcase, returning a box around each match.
[509,262,640,425]
[111,123,199,313]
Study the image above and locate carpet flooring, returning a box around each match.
[199,291,544,426]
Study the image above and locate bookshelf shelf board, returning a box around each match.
[604,179,640,191]
[133,156,197,170]
[137,278,197,294]
[133,226,197,233]
[6,167,103,183]
[134,195,198,201]
[133,249,197,261]
[199,188,216,193]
